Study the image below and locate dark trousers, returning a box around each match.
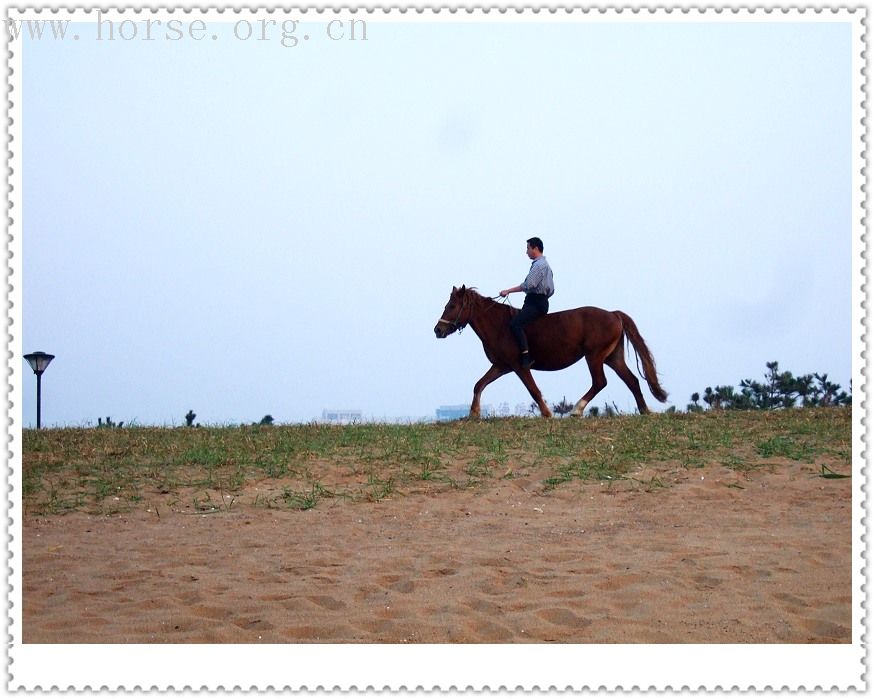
[510,294,549,353]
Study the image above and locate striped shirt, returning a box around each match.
[520,256,554,297]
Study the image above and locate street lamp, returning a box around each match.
[24,351,54,429]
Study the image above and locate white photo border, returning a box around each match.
[5,4,867,692]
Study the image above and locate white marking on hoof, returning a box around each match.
[571,399,589,417]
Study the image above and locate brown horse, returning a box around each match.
[434,285,668,418]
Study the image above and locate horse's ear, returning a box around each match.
[452,285,458,293]
[460,284,466,291]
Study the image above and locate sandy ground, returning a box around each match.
[22,460,852,643]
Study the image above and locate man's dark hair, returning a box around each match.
[527,237,544,253]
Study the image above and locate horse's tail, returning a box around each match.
[614,311,669,403]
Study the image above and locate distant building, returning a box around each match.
[436,405,469,421]
[321,409,363,424]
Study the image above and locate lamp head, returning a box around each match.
[24,352,54,375]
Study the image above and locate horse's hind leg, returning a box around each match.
[470,364,510,418]
[605,343,650,414]
[569,355,609,417]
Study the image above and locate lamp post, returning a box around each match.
[24,351,54,429]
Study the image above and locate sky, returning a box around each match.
[17,12,858,426]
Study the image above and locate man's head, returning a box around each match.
[526,237,544,258]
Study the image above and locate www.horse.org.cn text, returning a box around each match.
[7,14,369,49]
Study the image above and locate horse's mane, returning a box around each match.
[457,285,489,298]
[458,285,517,315]
[457,285,487,304]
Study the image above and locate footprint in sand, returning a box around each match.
[354,618,396,635]
[594,573,645,592]
[772,591,806,613]
[233,618,275,631]
[281,624,350,641]
[191,605,234,620]
[479,572,528,596]
[390,579,415,593]
[691,575,723,590]
[469,618,515,641]
[536,607,593,629]
[801,618,849,640]
[465,597,501,615]
[307,595,347,611]
[378,575,415,593]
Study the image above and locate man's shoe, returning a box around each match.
[521,352,534,369]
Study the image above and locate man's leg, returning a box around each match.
[510,297,547,367]
[510,313,531,353]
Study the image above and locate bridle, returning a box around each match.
[437,295,470,334]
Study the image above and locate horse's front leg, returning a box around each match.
[470,364,510,418]
[515,369,553,418]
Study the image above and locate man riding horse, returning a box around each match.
[434,277,668,419]
[499,237,554,369]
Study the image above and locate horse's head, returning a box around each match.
[434,285,475,338]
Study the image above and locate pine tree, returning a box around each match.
[691,362,850,412]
